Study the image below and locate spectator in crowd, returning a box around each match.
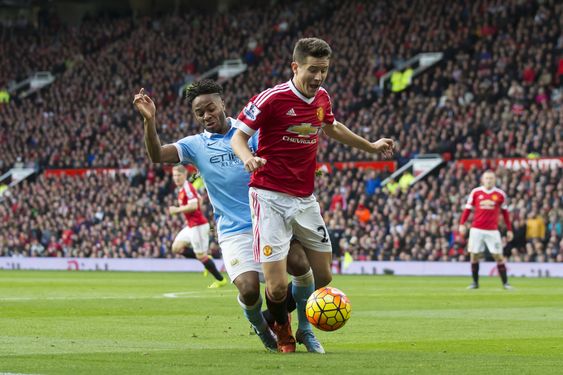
[526,211,546,240]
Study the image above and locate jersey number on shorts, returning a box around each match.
[317,226,329,243]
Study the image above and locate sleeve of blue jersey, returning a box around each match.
[250,131,259,151]
[173,136,197,164]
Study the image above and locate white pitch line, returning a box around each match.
[162,291,206,298]
[0,292,227,302]
[0,296,159,301]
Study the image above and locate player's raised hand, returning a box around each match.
[371,138,395,159]
[133,88,156,120]
[244,156,267,172]
[168,206,178,215]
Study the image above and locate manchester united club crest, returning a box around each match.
[263,245,273,257]
[316,107,325,122]
[492,194,498,201]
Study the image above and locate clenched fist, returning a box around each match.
[370,138,395,159]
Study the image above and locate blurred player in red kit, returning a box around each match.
[459,170,513,290]
[169,165,227,288]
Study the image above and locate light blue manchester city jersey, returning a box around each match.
[173,118,258,240]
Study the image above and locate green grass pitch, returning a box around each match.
[1,271,562,374]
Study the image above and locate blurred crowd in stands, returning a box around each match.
[0,0,561,262]
[0,168,221,259]
[319,165,562,263]
[1,164,561,263]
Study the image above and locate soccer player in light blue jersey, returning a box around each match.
[133,81,323,353]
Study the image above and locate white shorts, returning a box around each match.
[174,223,210,255]
[249,187,332,263]
[219,232,263,283]
[468,228,502,255]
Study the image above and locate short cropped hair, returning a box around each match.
[172,164,187,174]
[293,38,332,63]
[184,79,223,106]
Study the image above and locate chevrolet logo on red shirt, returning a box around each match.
[286,123,319,137]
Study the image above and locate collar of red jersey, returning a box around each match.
[480,186,497,194]
[288,79,317,105]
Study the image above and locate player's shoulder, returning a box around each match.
[492,187,508,198]
[318,86,331,97]
[252,82,291,108]
[469,187,482,196]
[176,133,204,147]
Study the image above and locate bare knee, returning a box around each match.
[287,240,310,276]
[309,254,333,287]
[314,270,332,288]
[263,260,288,301]
[267,281,288,301]
[234,274,260,305]
[195,252,208,261]
[172,242,186,254]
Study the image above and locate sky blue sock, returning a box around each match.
[292,268,315,332]
[238,295,269,334]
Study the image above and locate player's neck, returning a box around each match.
[291,78,314,99]
[217,125,229,135]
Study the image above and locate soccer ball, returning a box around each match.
[305,287,351,331]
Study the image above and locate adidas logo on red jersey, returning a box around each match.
[286,108,297,116]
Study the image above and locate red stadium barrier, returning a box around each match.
[455,157,563,171]
[44,168,134,177]
[317,161,396,173]
[44,165,198,177]
[44,163,394,177]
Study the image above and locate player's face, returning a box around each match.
[482,172,496,189]
[192,94,228,134]
[292,56,330,98]
[172,170,187,187]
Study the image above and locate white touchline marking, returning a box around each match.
[0,292,227,302]
[0,296,159,301]
[162,291,205,298]
[0,373,43,375]
[162,291,229,299]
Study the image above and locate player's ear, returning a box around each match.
[291,61,299,75]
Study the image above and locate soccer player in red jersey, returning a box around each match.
[459,170,514,290]
[169,165,227,288]
[231,38,395,352]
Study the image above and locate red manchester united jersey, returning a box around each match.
[461,187,511,230]
[236,80,335,197]
[178,181,207,227]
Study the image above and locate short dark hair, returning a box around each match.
[184,79,223,106]
[293,38,332,63]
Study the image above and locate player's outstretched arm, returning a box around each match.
[133,88,179,164]
[231,129,266,172]
[322,121,395,159]
[169,199,199,215]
